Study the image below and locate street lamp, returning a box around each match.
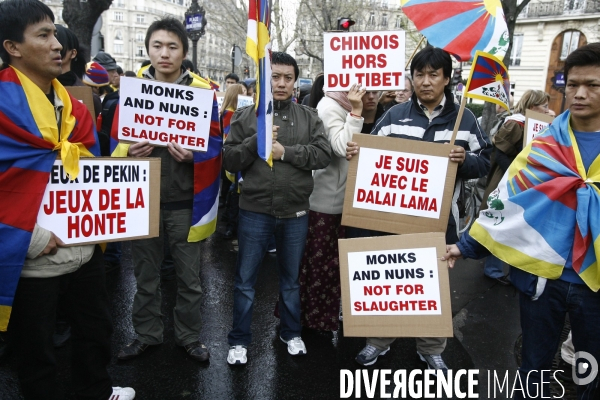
[184,0,207,72]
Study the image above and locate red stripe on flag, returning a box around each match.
[443,14,488,61]
[0,112,54,149]
[533,178,581,210]
[403,1,481,30]
[0,167,49,231]
[194,155,222,194]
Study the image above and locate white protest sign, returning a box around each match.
[37,159,159,245]
[118,77,214,152]
[348,247,441,316]
[352,148,448,219]
[323,31,405,92]
[524,109,554,146]
[237,95,254,108]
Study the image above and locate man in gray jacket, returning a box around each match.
[223,52,331,365]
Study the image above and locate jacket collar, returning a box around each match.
[274,97,292,111]
[143,66,192,86]
[411,89,456,119]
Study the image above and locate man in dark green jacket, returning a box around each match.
[223,52,331,365]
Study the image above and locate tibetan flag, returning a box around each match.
[464,51,511,112]
[247,0,273,166]
[401,0,509,61]
[188,92,222,241]
[470,111,600,291]
[0,66,99,331]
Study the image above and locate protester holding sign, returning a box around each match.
[346,46,491,371]
[110,18,218,363]
[480,89,550,285]
[444,43,600,400]
[299,84,384,332]
[0,1,135,398]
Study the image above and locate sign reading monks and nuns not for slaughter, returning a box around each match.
[36,158,160,245]
[323,30,405,92]
[348,247,441,316]
[352,147,448,219]
[118,77,215,152]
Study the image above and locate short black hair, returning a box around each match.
[55,24,88,79]
[0,0,55,64]
[225,73,239,82]
[125,71,136,77]
[182,59,195,73]
[145,17,188,56]
[410,46,452,88]
[564,42,600,83]
[272,52,299,81]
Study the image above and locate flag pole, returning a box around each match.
[450,96,467,146]
[405,36,426,69]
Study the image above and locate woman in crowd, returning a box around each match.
[481,89,551,284]
[298,84,384,332]
[221,84,248,240]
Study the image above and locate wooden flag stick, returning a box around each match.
[450,96,467,146]
[405,36,426,69]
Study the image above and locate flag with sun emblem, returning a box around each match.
[463,51,511,112]
[401,0,509,61]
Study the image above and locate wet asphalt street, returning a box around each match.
[0,226,576,399]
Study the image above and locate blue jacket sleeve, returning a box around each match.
[456,230,491,260]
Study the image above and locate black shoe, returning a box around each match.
[494,275,511,286]
[183,341,210,362]
[117,339,155,361]
[555,359,574,382]
[53,324,71,348]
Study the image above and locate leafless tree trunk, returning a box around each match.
[62,0,113,55]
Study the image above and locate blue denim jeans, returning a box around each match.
[517,279,600,400]
[228,209,309,346]
[484,255,506,278]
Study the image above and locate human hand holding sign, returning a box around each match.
[441,244,462,268]
[348,84,366,116]
[168,141,193,163]
[346,141,359,161]
[128,141,153,157]
[38,232,65,257]
[449,146,465,165]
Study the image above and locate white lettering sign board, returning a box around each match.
[352,147,448,219]
[524,109,554,146]
[118,77,215,152]
[348,247,441,316]
[37,158,160,245]
[323,30,405,92]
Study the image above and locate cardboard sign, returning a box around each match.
[36,158,160,245]
[323,30,405,92]
[339,233,452,337]
[118,77,214,152]
[65,86,96,127]
[524,109,554,146]
[342,134,458,235]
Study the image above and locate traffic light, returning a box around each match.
[244,66,249,76]
[337,17,355,32]
[451,68,462,87]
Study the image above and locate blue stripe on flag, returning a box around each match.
[421,7,484,48]
[0,81,44,139]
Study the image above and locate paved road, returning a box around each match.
[0,232,575,399]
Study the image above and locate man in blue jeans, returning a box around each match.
[445,42,600,399]
[223,52,331,365]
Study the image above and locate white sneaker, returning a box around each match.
[227,345,247,365]
[280,336,307,355]
[109,387,135,400]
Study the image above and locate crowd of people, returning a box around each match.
[0,0,599,399]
